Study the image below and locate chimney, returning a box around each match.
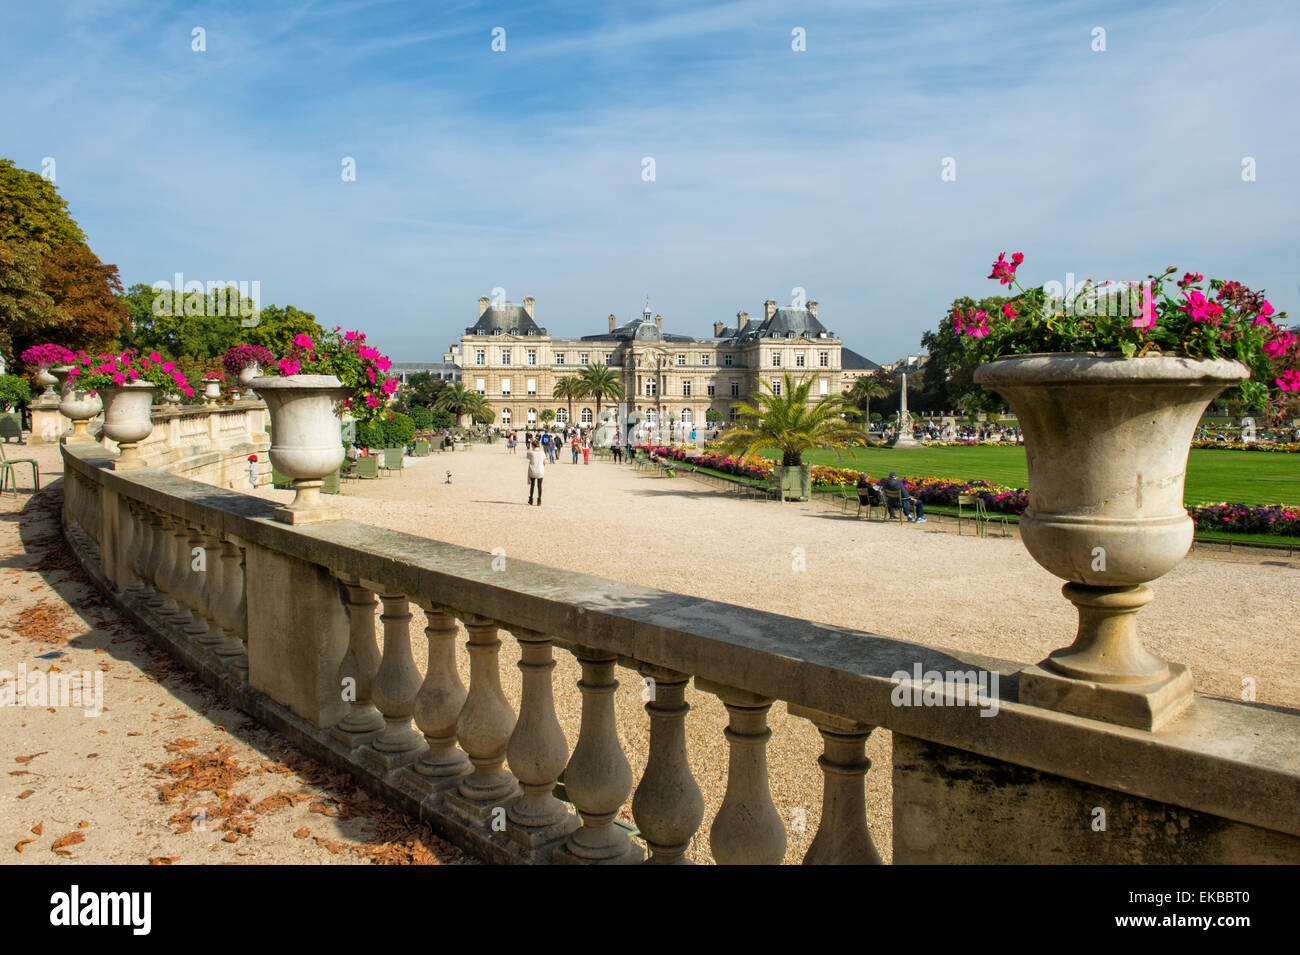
[764,299,777,321]
[609,314,617,332]
[523,296,535,318]
[807,301,818,317]
[655,314,663,331]
[477,296,490,317]
[736,310,749,333]
[713,320,725,337]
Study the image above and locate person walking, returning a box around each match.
[526,439,546,506]
[571,434,580,464]
[582,435,591,465]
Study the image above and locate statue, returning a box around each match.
[889,371,923,448]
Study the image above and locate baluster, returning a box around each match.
[122,502,148,599]
[504,626,577,854]
[331,575,384,746]
[404,600,469,790]
[359,586,425,770]
[787,705,881,865]
[555,648,641,864]
[212,539,249,667]
[632,664,703,864]
[141,509,169,607]
[444,614,519,827]
[179,524,214,641]
[189,529,225,646]
[158,517,192,622]
[697,679,785,865]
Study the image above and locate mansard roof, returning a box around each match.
[466,304,546,336]
[739,306,832,341]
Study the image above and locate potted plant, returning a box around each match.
[222,344,276,387]
[19,344,75,403]
[716,372,864,501]
[202,373,224,405]
[964,253,1297,729]
[251,328,397,523]
[70,350,193,468]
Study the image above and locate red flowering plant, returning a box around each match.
[65,350,194,398]
[19,343,77,368]
[221,344,276,377]
[956,253,1299,424]
[263,327,398,423]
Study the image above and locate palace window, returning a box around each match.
[772,352,781,367]
[772,379,781,395]
[730,381,739,397]
[605,352,614,364]
[581,408,593,425]
[580,353,589,365]
[555,408,568,424]
[527,349,537,365]
[475,378,485,394]
[724,354,733,366]
[701,354,710,366]
[527,378,537,395]
[555,353,565,365]
[729,407,739,421]
[796,352,806,367]
[527,408,537,423]
[707,381,716,397]
[819,379,828,396]
[677,354,686,366]
[475,349,485,365]
[682,380,692,397]
[645,380,657,397]
[501,349,511,365]
[819,351,829,367]
[681,408,692,424]
[501,378,511,395]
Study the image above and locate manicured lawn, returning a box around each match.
[764,445,1299,506]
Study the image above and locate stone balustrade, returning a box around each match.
[54,419,1300,864]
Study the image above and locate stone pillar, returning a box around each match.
[141,510,170,609]
[632,664,703,864]
[405,601,470,792]
[787,704,881,864]
[179,525,214,641]
[212,538,248,668]
[244,544,349,729]
[359,587,426,770]
[444,614,519,826]
[190,529,227,646]
[555,648,641,864]
[698,679,785,865]
[331,575,385,747]
[505,627,577,855]
[159,518,194,623]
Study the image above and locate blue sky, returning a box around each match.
[2,0,1297,362]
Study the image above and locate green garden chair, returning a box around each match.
[883,488,909,522]
[855,489,879,520]
[0,413,22,443]
[413,439,430,457]
[0,442,39,497]
[322,469,341,495]
[958,493,1006,538]
[353,455,379,479]
[380,447,404,476]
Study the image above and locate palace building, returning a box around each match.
[449,294,879,434]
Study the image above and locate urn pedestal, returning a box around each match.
[251,375,350,524]
[974,353,1247,730]
[52,367,102,445]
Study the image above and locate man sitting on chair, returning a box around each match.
[881,472,926,522]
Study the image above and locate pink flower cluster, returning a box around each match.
[988,251,1024,286]
[19,343,76,367]
[955,307,990,337]
[1178,289,1226,325]
[67,350,193,397]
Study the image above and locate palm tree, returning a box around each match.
[577,363,625,426]
[718,372,865,467]
[435,382,484,427]
[553,376,583,426]
[844,376,887,428]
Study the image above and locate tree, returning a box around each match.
[718,372,865,467]
[0,241,62,368]
[37,243,126,353]
[0,159,87,254]
[553,376,583,426]
[397,371,447,412]
[919,296,1009,412]
[577,363,625,425]
[844,376,887,426]
[705,408,723,424]
[435,382,485,425]
[118,283,249,360]
[244,304,325,356]
[540,408,555,425]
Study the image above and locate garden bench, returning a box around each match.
[0,442,39,497]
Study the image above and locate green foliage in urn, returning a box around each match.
[718,372,865,467]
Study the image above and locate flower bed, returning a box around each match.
[637,444,1299,536]
[1191,440,1300,453]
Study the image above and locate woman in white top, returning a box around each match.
[526,440,546,506]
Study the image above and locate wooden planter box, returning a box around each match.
[771,464,812,502]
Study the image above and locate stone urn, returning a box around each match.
[35,366,60,403]
[52,367,103,445]
[973,353,1247,730]
[251,374,351,524]
[203,377,222,405]
[100,380,158,470]
[237,362,262,387]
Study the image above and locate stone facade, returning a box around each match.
[452,296,879,434]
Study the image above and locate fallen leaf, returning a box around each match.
[222,832,239,843]
[293,827,310,839]
[17,790,35,800]
[15,752,47,764]
[14,840,33,853]
[30,823,42,836]
[148,857,178,865]
[51,831,85,851]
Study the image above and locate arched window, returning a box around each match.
[527,408,537,423]
[500,408,512,425]
[580,408,593,425]
[681,408,692,424]
[646,409,658,425]
[555,408,568,424]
